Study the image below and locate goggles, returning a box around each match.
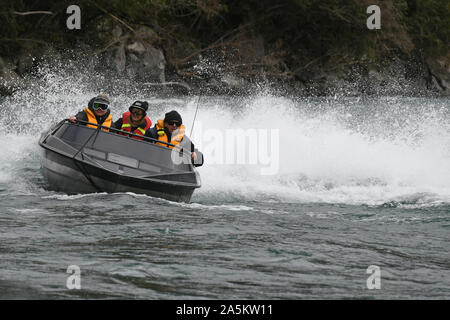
[93,102,109,110]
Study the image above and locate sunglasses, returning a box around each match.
[93,103,109,110]
[167,120,181,127]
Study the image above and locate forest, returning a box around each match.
[0,0,448,95]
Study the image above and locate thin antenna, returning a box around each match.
[189,95,200,137]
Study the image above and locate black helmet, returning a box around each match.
[129,101,149,115]
[164,110,182,124]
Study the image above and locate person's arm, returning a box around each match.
[144,127,158,140]
[113,118,123,131]
[192,143,204,167]
[69,110,87,123]
[184,137,203,167]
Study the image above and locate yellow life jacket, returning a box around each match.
[84,107,112,132]
[155,119,185,149]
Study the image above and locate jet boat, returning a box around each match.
[38,119,202,202]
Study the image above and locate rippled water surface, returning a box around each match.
[0,66,449,299]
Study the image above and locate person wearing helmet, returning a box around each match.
[146,110,204,167]
[69,94,113,131]
[113,100,152,140]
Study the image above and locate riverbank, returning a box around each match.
[0,0,448,97]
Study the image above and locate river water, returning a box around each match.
[0,64,449,299]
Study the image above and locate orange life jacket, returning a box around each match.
[155,119,185,149]
[84,107,112,132]
[119,111,152,140]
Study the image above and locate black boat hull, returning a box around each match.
[39,121,201,202]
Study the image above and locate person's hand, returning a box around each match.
[191,152,197,162]
[69,116,77,123]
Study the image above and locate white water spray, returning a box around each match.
[0,62,449,206]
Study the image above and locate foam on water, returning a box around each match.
[186,95,450,206]
[0,61,449,207]
[0,135,41,186]
[41,193,109,200]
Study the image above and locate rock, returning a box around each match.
[0,58,23,96]
[442,79,449,93]
[114,42,126,73]
[135,26,158,44]
[216,74,253,94]
[0,56,5,75]
[100,24,166,82]
[128,53,140,63]
[139,45,166,82]
[96,17,118,43]
[0,57,11,96]
[3,67,22,86]
[430,75,443,92]
[426,54,450,95]
[221,74,244,87]
[368,69,384,82]
[17,53,34,76]
[127,41,146,55]
[112,25,122,39]
[107,41,167,82]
